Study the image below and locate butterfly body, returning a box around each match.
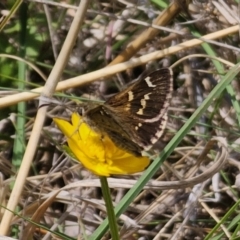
[83,68,173,156]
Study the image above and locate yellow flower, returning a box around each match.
[53,112,150,176]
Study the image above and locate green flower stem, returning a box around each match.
[100,176,120,240]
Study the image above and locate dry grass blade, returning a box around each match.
[0,24,239,109]
[22,190,60,239]
[109,1,183,65]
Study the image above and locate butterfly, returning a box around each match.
[82,68,173,156]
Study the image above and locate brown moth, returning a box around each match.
[83,68,173,156]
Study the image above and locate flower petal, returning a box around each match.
[53,113,150,176]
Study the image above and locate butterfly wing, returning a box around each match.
[103,68,173,151]
[84,68,173,155]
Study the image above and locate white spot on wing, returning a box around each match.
[136,93,151,115]
[137,108,143,115]
[124,103,131,111]
[135,123,142,130]
[145,76,156,87]
[128,91,134,101]
[137,99,146,115]
[144,93,151,99]
[140,99,146,108]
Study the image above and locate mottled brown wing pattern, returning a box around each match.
[106,68,173,121]
[83,68,173,156]
[83,105,143,156]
